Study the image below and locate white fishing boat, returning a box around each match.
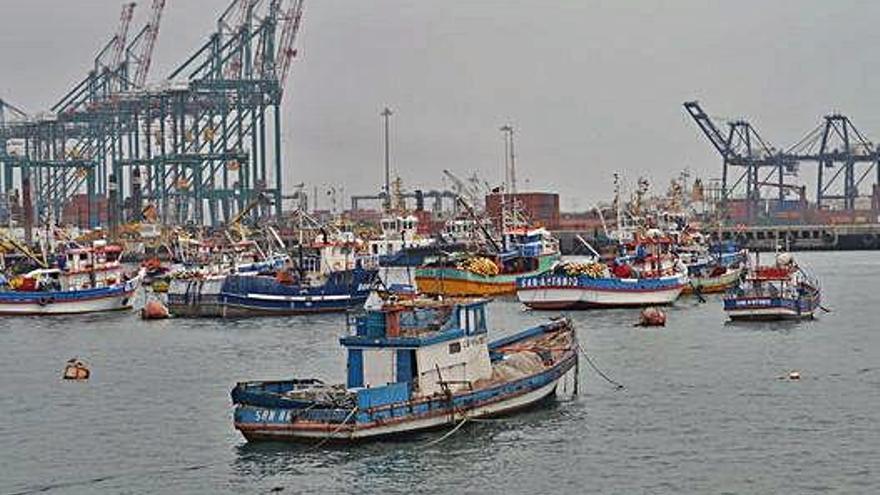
[0,240,143,315]
[517,260,687,310]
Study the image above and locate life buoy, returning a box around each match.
[861,233,878,249]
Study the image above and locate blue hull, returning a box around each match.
[723,287,821,321]
[231,320,578,442]
[168,268,378,317]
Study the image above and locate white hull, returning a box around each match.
[0,279,141,316]
[518,286,683,309]
[243,373,565,441]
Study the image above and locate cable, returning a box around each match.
[576,344,624,390]
[420,416,469,448]
[307,406,358,451]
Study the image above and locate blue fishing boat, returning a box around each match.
[167,266,377,317]
[231,298,578,442]
[167,231,380,317]
[723,253,820,321]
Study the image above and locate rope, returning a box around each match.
[689,281,706,303]
[307,406,358,451]
[420,415,469,448]
[576,344,624,390]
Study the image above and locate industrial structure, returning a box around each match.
[0,0,306,241]
[685,101,880,222]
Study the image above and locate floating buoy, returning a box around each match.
[638,307,666,327]
[141,298,170,320]
[788,370,801,380]
[63,359,90,380]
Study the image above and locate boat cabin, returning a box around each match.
[340,299,492,399]
[501,227,558,257]
[369,215,430,256]
[11,240,126,292]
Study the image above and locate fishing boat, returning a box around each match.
[231,298,578,442]
[366,215,447,267]
[680,246,746,295]
[167,235,378,317]
[415,227,560,296]
[723,253,820,321]
[516,259,688,310]
[682,264,743,295]
[0,240,143,315]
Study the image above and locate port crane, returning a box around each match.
[685,100,880,215]
[785,114,880,210]
[683,101,797,220]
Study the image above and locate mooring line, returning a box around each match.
[420,416,470,448]
[576,344,624,390]
[307,406,359,451]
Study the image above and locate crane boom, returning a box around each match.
[683,101,734,160]
[276,0,304,94]
[222,0,260,79]
[110,3,137,70]
[132,0,167,87]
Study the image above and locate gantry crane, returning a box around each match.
[684,101,798,220]
[686,100,880,215]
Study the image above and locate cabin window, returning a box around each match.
[79,253,88,260]
[448,342,461,354]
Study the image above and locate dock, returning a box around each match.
[553,223,880,255]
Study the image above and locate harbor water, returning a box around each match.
[1,251,878,494]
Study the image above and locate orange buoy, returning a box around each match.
[638,307,667,327]
[141,298,170,320]
[63,359,90,380]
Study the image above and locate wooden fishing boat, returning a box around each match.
[682,265,743,295]
[516,260,687,310]
[415,227,560,296]
[723,253,820,321]
[0,241,143,316]
[231,298,578,442]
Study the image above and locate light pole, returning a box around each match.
[381,107,393,212]
[500,124,516,194]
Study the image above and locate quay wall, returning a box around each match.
[552,223,880,255]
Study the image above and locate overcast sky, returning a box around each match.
[3,0,880,211]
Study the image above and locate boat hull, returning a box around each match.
[682,267,743,295]
[167,269,377,317]
[723,295,819,321]
[0,278,141,316]
[415,253,559,297]
[517,274,686,309]
[233,352,576,442]
[232,319,578,442]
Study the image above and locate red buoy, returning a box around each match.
[638,307,667,327]
[141,298,170,320]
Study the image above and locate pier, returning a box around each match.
[553,222,880,255]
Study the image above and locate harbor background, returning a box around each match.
[2,251,877,495]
